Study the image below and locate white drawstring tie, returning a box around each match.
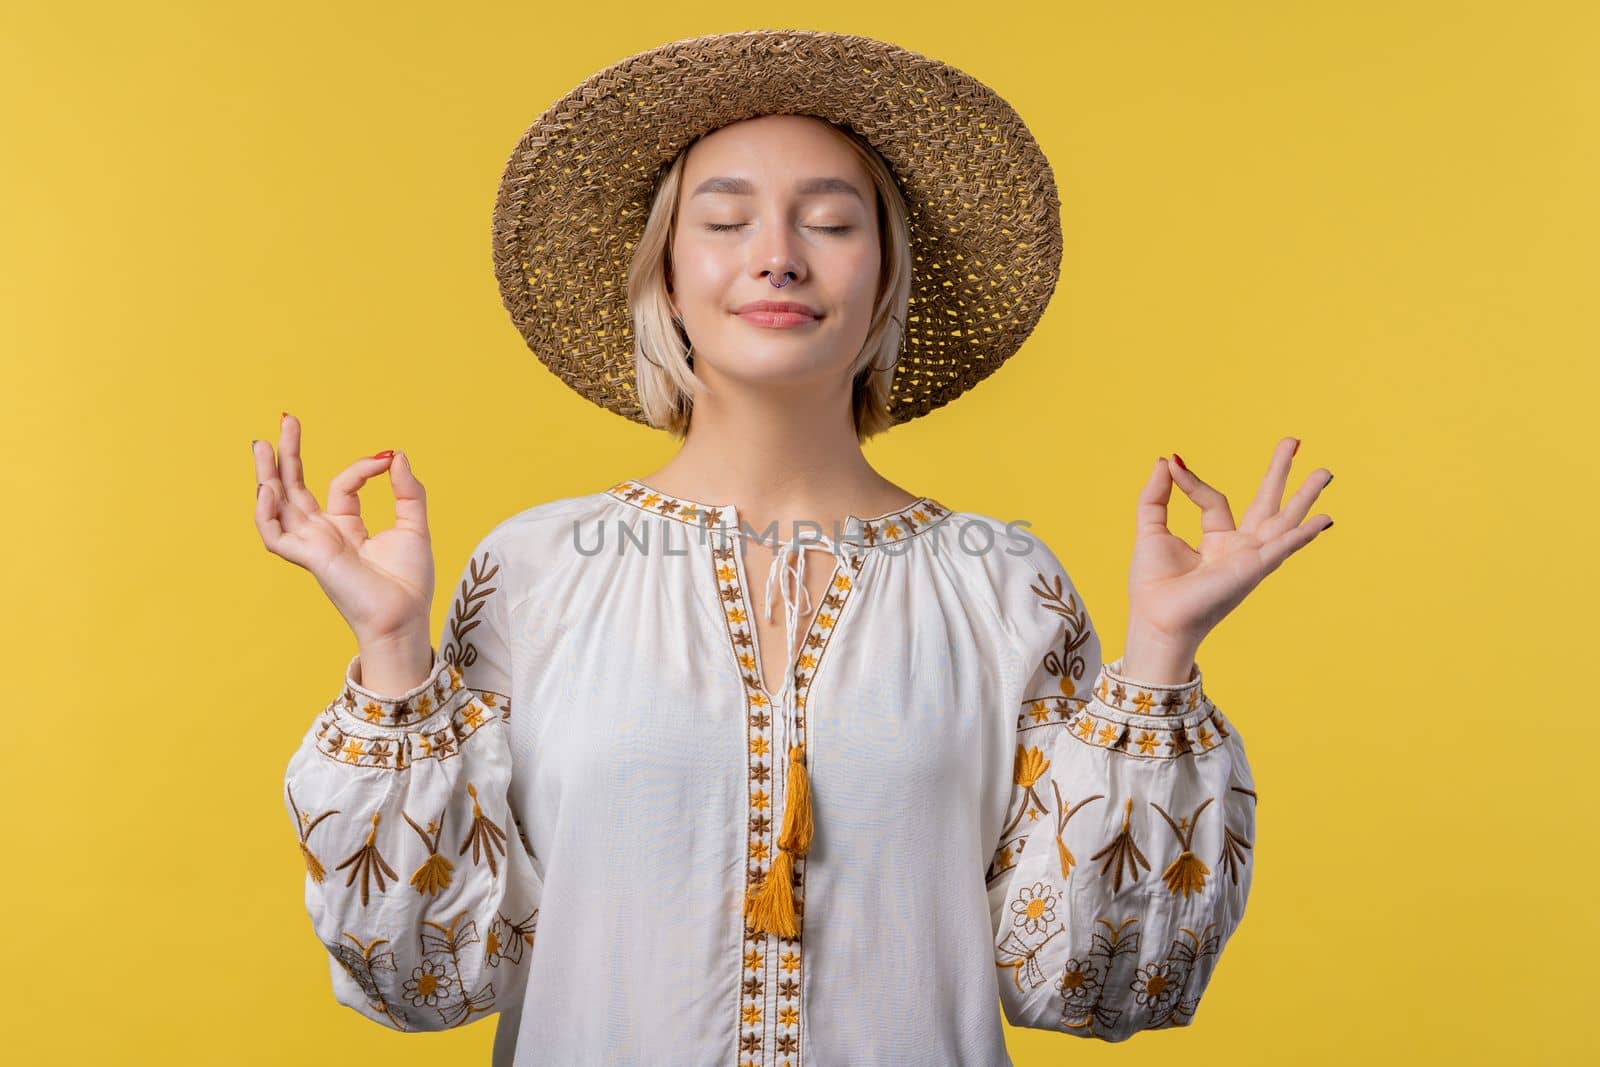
[758,531,839,759]
[736,527,841,937]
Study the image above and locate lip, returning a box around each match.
[734,300,822,316]
[733,300,822,329]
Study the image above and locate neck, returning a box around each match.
[637,377,914,543]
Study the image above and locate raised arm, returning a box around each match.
[987,553,1257,1041]
[282,537,541,1031]
[254,413,540,1031]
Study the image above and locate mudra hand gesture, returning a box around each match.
[1121,436,1335,684]
[250,413,439,692]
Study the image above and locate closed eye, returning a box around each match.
[705,224,853,234]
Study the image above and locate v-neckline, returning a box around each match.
[603,478,958,701]
[725,531,844,703]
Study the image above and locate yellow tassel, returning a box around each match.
[743,744,812,938]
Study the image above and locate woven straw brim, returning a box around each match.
[491,29,1063,429]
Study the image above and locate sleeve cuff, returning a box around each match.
[1069,657,1234,760]
[309,652,495,771]
[1096,655,1207,715]
[335,649,459,732]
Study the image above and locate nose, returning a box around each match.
[751,223,806,287]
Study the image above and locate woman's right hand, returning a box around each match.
[251,413,436,652]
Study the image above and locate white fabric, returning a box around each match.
[283,480,1258,1065]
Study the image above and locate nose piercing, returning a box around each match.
[770,271,794,288]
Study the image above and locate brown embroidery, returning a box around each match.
[1093,663,1209,718]
[335,811,400,907]
[602,479,955,1066]
[287,784,337,884]
[1090,798,1151,892]
[416,911,497,1026]
[327,906,535,1031]
[1218,826,1253,887]
[443,551,499,676]
[994,880,1068,992]
[1027,572,1094,698]
[326,932,405,1028]
[1051,780,1103,880]
[994,904,1230,1037]
[326,895,539,1030]
[606,479,952,550]
[486,908,539,969]
[458,782,510,878]
[316,666,509,772]
[1056,913,1222,1035]
[1014,694,1236,765]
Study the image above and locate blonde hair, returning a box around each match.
[626,116,912,441]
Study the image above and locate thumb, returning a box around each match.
[389,450,430,533]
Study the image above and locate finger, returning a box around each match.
[254,470,284,547]
[1134,456,1177,535]
[254,479,317,568]
[252,437,309,536]
[1260,466,1334,543]
[388,450,430,537]
[1164,454,1237,534]
[1240,436,1300,530]
[326,453,394,546]
[1257,512,1334,573]
[278,412,322,516]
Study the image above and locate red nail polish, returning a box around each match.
[1292,438,1301,457]
[372,449,394,459]
[1172,453,1187,471]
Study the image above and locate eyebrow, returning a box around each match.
[690,175,866,203]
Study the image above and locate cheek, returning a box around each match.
[670,243,732,298]
[838,251,882,316]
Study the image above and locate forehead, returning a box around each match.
[681,115,869,191]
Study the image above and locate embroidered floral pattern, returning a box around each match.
[287,783,337,884]
[335,811,401,907]
[603,479,957,1067]
[324,904,539,1031]
[989,564,1257,1038]
[311,548,512,772]
[1026,571,1094,698]
[313,661,511,771]
[719,530,859,1067]
[605,479,954,552]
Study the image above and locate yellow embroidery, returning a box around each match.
[1151,797,1214,897]
[286,784,336,884]
[401,806,454,897]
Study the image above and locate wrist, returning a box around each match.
[355,626,436,697]
[1121,621,1200,685]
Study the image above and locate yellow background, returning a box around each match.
[3,1,1593,1062]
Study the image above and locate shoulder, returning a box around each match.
[451,489,620,592]
[935,509,1073,588]
[919,508,1084,639]
[486,490,618,545]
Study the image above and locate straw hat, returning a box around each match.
[490,28,1063,429]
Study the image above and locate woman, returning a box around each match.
[253,31,1332,1066]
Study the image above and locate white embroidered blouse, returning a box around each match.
[283,478,1258,1066]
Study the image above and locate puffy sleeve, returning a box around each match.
[986,539,1257,1041]
[282,533,542,1032]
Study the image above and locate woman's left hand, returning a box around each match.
[1120,436,1334,683]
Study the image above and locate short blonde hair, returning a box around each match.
[626,117,912,441]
